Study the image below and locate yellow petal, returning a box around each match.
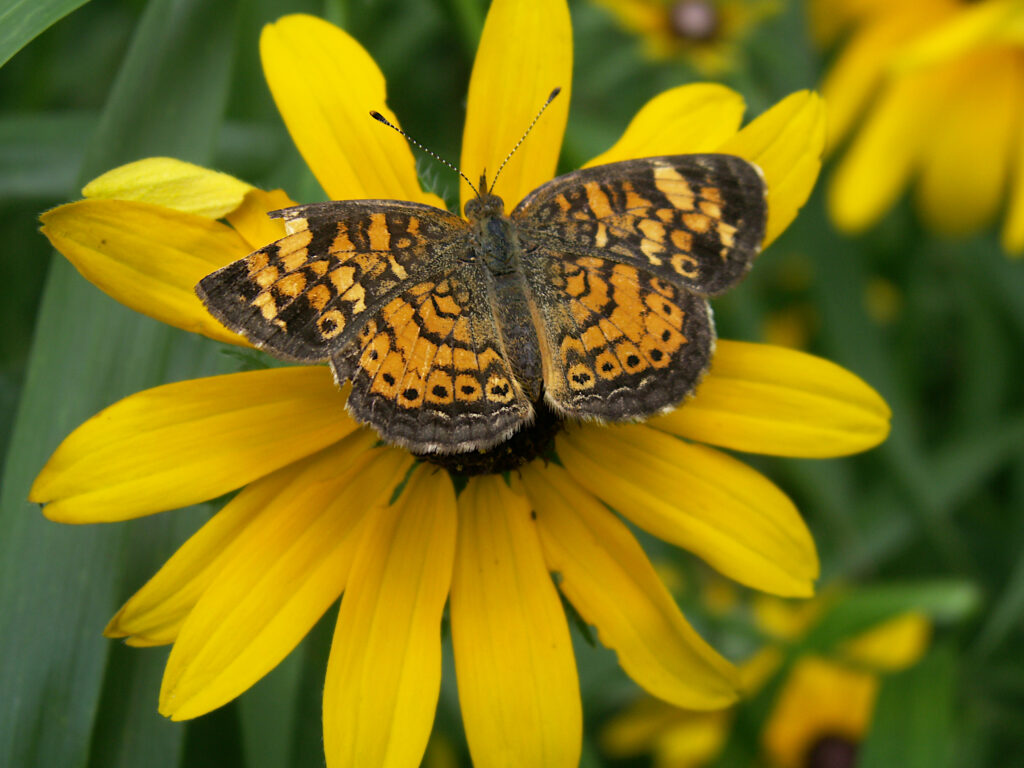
[763,657,877,768]
[584,84,746,168]
[651,340,890,457]
[451,476,581,768]
[892,0,1023,72]
[601,697,687,758]
[821,12,930,151]
[260,15,444,207]
[460,0,572,211]
[82,157,253,218]
[718,91,826,247]
[160,439,412,719]
[557,425,818,596]
[654,710,731,768]
[917,50,1019,237]
[323,466,457,768]
[39,199,251,346]
[594,0,667,36]
[106,461,303,646]
[1003,95,1024,255]
[226,187,295,250]
[839,612,931,671]
[828,71,941,233]
[31,368,358,522]
[521,463,739,709]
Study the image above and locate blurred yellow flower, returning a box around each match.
[815,0,1024,255]
[602,593,931,768]
[594,0,779,74]
[31,2,889,767]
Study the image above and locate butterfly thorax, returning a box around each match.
[464,192,545,401]
[465,193,515,273]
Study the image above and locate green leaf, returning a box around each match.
[859,647,957,768]
[973,535,1024,658]
[0,113,96,200]
[0,0,91,69]
[0,0,239,766]
[802,581,980,655]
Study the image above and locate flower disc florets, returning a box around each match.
[419,399,563,475]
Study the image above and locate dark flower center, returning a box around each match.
[418,400,564,476]
[805,734,859,768]
[670,0,720,42]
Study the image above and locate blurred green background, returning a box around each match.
[1,1,1022,767]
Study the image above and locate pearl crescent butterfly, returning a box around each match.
[197,153,766,453]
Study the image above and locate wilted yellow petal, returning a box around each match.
[226,187,295,250]
[451,476,581,768]
[82,157,253,219]
[31,368,358,522]
[323,466,456,768]
[521,463,739,709]
[461,0,572,210]
[718,91,826,246]
[160,439,411,720]
[828,72,940,233]
[652,341,890,457]
[917,50,1019,236]
[840,612,931,671]
[558,424,818,596]
[260,15,444,207]
[40,199,251,346]
[584,84,746,167]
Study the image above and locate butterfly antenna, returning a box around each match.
[487,87,562,194]
[369,110,479,198]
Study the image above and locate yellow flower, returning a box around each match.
[32,2,887,766]
[816,0,1024,255]
[602,594,931,768]
[593,0,780,74]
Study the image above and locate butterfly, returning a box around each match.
[196,152,766,454]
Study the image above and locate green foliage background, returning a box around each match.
[0,1,1022,766]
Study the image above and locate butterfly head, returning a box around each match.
[463,172,505,222]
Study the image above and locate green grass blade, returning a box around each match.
[0,0,91,69]
[0,0,239,765]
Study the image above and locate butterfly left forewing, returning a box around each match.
[513,153,767,297]
[197,200,471,362]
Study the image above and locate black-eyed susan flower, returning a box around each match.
[602,593,931,768]
[592,0,779,74]
[31,1,889,766]
[814,0,1024,255]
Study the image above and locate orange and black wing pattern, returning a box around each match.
[197,199,532,453]
[514,154,766,297]
[334,270,532,453]
[513,154,766,420]
[197,200,471,363]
